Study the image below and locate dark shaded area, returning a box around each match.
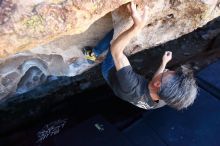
[55,116,133,146]
[123,88,220,146]
[197,60,220,99]
[0,84,144,146]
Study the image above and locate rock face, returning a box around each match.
[0,0,220,100]
[0,13,113,100]
[112,0,220,55]
[0,0,128,58]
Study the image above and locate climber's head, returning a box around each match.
[151,66,198,110]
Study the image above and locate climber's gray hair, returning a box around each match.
[158,65,198,110]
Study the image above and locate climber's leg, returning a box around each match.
[83,29,114,61]
[93,29,114,56]
[101,50,115,84]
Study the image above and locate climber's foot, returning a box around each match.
[83,46,97,63]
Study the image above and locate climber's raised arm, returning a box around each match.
[110,2,149,71]
[152,51,172,79]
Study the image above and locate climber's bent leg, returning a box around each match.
[93,29,114,57]
[101,50,115,84]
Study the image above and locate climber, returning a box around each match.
[83,2,198,110]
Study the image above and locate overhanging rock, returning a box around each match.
[112,0,220,55]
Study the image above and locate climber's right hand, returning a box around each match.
[162,51,172,65]
[127,2,149,29]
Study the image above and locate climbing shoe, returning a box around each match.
[83,46,97,62]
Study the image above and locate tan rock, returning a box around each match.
[0,13,113,100]
[0,0,129,58]
[112,0,220,55]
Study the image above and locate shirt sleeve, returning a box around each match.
[116,65,141,94]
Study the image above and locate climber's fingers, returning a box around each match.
[142,5,149,21]
[130,2,139,18]
[127,2,131,13]
[128,1,150,29]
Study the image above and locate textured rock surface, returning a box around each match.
[0,0,128,58]
[0,13,113,100]
[0,0,220,100]
[112,0,220,55]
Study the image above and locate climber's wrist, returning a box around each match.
[132,24,142,32]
